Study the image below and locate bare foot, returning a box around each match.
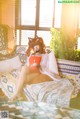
[8,94,23,102]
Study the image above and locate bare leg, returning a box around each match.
[10,65,40,101]
[28,73,52,84]
[10,65,52,101]
[10,65,30,100]
[16,65,30,94]
[16,66,40,94]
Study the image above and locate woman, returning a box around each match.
[11,37,52,101]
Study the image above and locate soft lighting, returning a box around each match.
[77,37,80,50]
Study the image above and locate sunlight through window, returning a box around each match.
[21,0,36,25]
[16,0,62,46]
[16,30,19,45]
[39,0,54,27]
[54,0,62,28]
[21,30,35,45]
[37,31,51,46]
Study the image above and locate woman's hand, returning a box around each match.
[30,63,38,67]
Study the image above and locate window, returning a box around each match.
[54,0,62,28]
[16,0,62,46]
[21,0,36,25]
[39,0,54,27]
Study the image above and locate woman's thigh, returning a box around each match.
[26,73,52,84]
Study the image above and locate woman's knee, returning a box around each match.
[22,65,27,69]
[21,65,30,74]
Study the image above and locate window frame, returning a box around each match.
[15,0,59,46]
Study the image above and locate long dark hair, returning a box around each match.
[26,36,46,56]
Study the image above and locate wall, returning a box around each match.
[61,4,79,38]
[0,0,15,50]
[0,1,2,23]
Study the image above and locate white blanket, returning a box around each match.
[24,79,74,107]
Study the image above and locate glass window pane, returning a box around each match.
[16,30,19,45]
[21,30,35,45]
[54,0,62,28]
[21,0,36,25]
[79,14,80,29]
[37,31,51,46]
[39,0,54,27]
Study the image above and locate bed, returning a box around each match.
[0,46,80,108]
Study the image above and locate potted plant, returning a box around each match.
[50,28,80,61]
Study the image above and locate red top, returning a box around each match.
[29,56,42,71]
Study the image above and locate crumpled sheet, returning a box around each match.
[24,79,74,107]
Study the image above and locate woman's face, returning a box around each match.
[33,45,40,53]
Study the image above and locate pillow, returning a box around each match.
[16,46,27,63]
[58,59,80,97]
[58,59,80,81]
[0,69,21,99]
[0,71,16,99]
[0,25,8,50]
[0,55,22,72]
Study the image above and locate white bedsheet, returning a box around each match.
[24,79,74,107]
